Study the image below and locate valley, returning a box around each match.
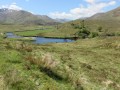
[0,3,120,90]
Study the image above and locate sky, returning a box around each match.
[0,0,120,20]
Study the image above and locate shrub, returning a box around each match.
[78,28,90,39]
[90,32,99,38]
[97,26,103,32]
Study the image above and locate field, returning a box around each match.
[15,29,55,36]
[0,33,120,90]
[0,20,120,90]
[0,25,55,33]
[2,20,120,38]
[1,1,120,90]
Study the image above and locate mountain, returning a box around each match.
[0,8,58,25]
[88,6,120,20]
[55,18,71,23]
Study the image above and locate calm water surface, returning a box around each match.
[6,32,74,44]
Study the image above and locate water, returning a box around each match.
[6,32,22,38]
[6,32,74,44]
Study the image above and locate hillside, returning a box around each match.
[40,6,120,38]
[0,34,120,90]
[88,6,120,20]
[0,8,58,25]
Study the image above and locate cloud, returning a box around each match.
[85,0,96,4]
[49,0,116,19]
[0,3,22,11]
[108,1,116,5]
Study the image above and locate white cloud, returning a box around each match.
[0,3,22,11]
[49,12,72,19]
[49,0,116,20]
[85,0,96,4]
[108,1,116,5]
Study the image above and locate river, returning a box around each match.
[6,32,74,44]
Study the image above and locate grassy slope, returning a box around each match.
[1,19,120,38]
[0,19,120,90]
[0,25,54,32]
[38,37,120,90]
[0,35,120,90]
[40,20,120,37]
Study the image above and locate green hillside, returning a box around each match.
[37,7,120,38]
[0,34,120,90]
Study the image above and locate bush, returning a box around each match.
[97,26,103,32]
[78,27,90,39]
[90,32,99,38]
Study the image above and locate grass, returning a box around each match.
[0,35,120,90]
[1,19,120,39]
[38,20,120,38]
[15,29,55,36]
[0,38,75,90]
[0,21,120,90]
[0,24,55,33]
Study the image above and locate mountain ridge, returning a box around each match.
[87,6,120,20]
[0,8,58,25]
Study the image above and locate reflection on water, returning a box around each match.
[34,37,74,44]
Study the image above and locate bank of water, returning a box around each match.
[6,32,74,44]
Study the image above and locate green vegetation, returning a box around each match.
[0,19,119,90]
[0,35,120,90]
[74,20,91,38]
[0,25,54,32]
[15,29,55,36]
[0,6,120,90]
[1,19,120,39]
[40,20,120,38]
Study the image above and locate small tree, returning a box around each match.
[77,20,90,38]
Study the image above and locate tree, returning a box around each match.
[77,20,90,38]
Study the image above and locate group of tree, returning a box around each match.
[71,20,119,39]
[72,20,98,39]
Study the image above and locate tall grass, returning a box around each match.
[24,50,85,89]
[3,68,37,90]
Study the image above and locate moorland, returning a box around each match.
[0,7,120,90]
